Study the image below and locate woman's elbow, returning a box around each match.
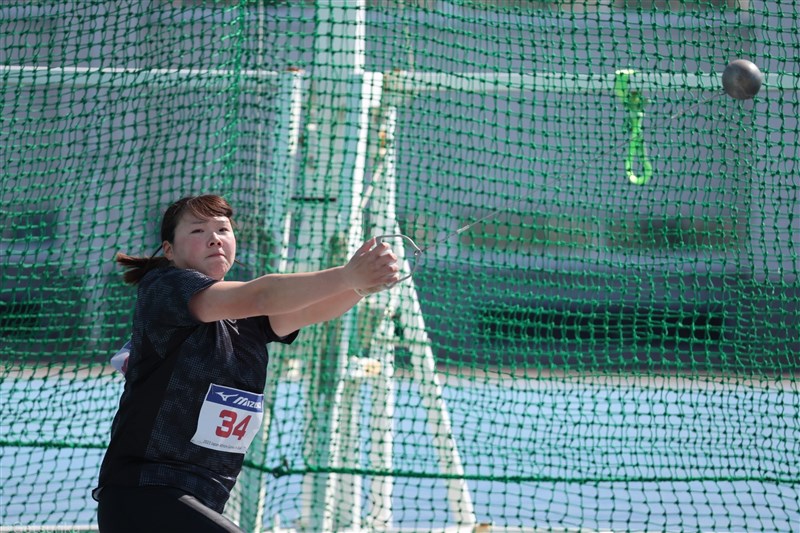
[269,313,304,338]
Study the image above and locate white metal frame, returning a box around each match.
[259,0,476,529]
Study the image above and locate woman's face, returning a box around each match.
[164,213,236,280]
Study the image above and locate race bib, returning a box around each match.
[191,384,264,454]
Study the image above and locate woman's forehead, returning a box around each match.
[179,213,231,225]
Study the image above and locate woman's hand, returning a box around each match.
[342,238,401,294]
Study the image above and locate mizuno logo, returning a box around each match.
[209,384,263,411]
[216,392,237,402]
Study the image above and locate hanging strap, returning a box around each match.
[615,69,653,185]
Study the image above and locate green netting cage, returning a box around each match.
[1,0,798,531]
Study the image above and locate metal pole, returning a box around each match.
[233,69,305,533]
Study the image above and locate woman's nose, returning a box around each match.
[208,233,223,246]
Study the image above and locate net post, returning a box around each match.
[292,0,380,528]
[360,99,403,530]
[229,68,305,533]
[378,70,477,529]
[363,313,398,530]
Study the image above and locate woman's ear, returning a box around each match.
[162,241,174,261]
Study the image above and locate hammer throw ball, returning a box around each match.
[722,59,763,100]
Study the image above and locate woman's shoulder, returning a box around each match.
[141,266,212,284]
[135,267,218,324]
[139,267,217,298]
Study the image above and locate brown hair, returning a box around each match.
[116,195,235,285]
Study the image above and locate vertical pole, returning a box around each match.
[364,316,396,530]
[232,69,304,533]
[294,0,375,530]
[382,70,476,527]
[316,72,384,532]
[362,104,401,530]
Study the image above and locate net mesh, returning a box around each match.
[1,0,798,531]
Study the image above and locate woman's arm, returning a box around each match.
[188,238,398,324]
[268,289,364,337]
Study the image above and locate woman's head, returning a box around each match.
[159,195,234,245]
[116,195,236,284]
[161,195,236,280]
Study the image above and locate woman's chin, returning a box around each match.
[202,260,231,280]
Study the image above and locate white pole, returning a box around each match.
[365,315,396,530]
[298,0,374,530]
[362,104,401,530]
[318,72,384,531]
[233,68,305,533]
[382,70,476,527]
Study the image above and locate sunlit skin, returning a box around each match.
[163,214,236,281]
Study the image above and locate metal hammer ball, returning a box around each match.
[722,59,763,100]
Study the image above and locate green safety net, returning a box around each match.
[1,0,798,531]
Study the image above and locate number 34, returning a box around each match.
[215,409,251,440]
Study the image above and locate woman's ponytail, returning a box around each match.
[115,252,170,285]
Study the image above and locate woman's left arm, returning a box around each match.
[268,289,366,337]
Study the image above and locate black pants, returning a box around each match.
[97,485,244,533]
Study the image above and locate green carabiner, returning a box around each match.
[615,70,653,185]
